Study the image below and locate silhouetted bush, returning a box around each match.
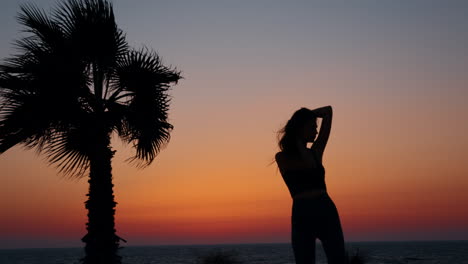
[347,248,367,264]
[195,250,243,264]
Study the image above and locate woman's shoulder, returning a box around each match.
[275,151,294,163]
[275,151,288,168]
[277,149,321,169]
[275,151,284,161]
[275,151,299,167]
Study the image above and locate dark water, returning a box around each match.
[0,241,467,264]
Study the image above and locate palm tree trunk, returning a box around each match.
[81,134,121,264]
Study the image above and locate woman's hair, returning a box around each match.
[277,107,317,154]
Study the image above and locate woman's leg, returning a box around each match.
[317,197,346,264]
[292,200,317,264]
[292,224,316,264]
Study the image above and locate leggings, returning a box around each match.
[291,194,345,264]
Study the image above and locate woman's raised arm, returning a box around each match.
[310,106,333,160]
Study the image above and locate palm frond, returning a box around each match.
[1,0,182,177]
[113,48,181,167]
[0,78,51,154]
[0,3,91,172]
[54,0,128,70]
[42,128,92,178]
[4,4,91,102]
[17,3,64,50]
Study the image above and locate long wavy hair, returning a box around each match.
[277,107,317,155]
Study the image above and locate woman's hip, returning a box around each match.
[291,194,339,221]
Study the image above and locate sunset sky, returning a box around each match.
[1,0,467,249]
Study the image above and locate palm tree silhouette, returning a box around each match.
[0,0,181,263]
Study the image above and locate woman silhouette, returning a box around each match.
[275,106,345,264]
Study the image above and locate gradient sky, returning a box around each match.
[1,0,467,249]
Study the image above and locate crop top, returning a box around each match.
[280,159,326,198]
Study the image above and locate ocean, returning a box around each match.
[0,241,467,264]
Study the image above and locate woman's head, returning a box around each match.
[278,107,317,153]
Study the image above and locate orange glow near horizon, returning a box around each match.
[1,94,468,247]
